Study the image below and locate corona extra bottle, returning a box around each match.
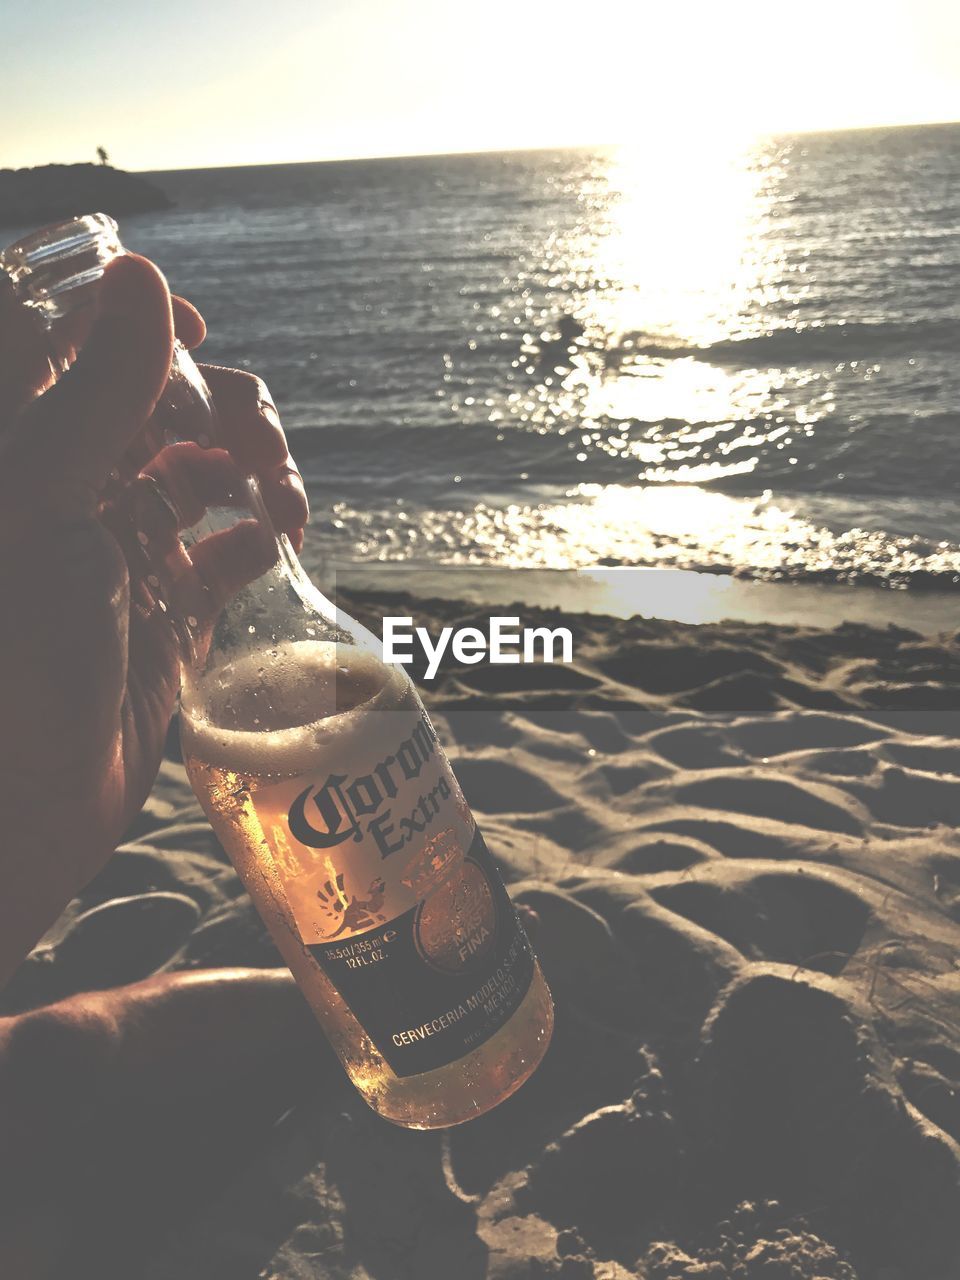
[2,214,553,1128]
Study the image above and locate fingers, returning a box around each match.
[142,437,306,547]
[172,297,205,350]
[1,270,203,486]
[16,254,174,502]
[142,443,250,530]
[264,465,309,541]
[99,445,279,645]
[0,276,54,416]
[200,366,288,469]
[200,364,309,538]
[0,276,96,419]
[188,521,279,614]
[141,448,281,607]
[110,501,278,649]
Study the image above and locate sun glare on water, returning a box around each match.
[594,130,774,346]
[518,128,802,573]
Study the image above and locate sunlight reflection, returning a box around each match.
[591,131,777,348]
[492,132,803,491]
[583,356,785,427]
[321,485,960,589]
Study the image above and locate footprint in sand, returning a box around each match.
[729,711,886,757]
[648,814,813,860]
[643,722,746,769]
[675,772,866,835]
[650,869,870,972]
[596,643,780,693]
[697,971,960,1267]
[793,747,878,777]
[883,739,960,776]
[520,1079,680,1235]
[855,765,960,828]
[606,833,720,875]
[453,757,566,813]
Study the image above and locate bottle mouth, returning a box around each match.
[0,212,124,324]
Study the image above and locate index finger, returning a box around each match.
[172,296,205,350]
[199,365,290,472]
[17,254,174,503]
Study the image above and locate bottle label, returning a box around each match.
[267,706,536,1077]
[309,825,535,1075]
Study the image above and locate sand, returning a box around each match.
[4,593,960,1280]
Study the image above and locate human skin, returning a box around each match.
[0,253,309,984]
[0,968,327,1279]
[0,253,318,1277]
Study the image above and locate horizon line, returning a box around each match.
[133,116,959,175]
[4,117,958,176]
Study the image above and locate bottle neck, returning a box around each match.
[0,213,124,391]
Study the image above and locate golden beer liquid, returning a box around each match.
[181,642,553,1128]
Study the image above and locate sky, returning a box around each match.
[3,0,960,171]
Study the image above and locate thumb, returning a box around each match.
[23,253,174,498]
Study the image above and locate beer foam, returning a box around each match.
[182,641,416,779]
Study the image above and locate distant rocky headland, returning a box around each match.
[0,164,171,228]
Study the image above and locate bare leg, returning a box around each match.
[0,968,330,1280]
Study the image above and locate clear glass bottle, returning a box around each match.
[1,214,554,1128]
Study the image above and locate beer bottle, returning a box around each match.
[2,214,554,1128]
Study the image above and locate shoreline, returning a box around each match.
[326,563,960,635]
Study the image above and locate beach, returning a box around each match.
[3,123,959,1279]
[3,0,960,1255]
[4,592,959,1279]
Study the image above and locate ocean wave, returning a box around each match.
[290,410,960,503]
[128,134,960,592]
[627,318,960,366]
[305,489,960,593]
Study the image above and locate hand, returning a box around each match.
[0,254,308,984]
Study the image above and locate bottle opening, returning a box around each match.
[0,213,123,324]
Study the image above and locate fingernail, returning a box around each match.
[279,465,306,493]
